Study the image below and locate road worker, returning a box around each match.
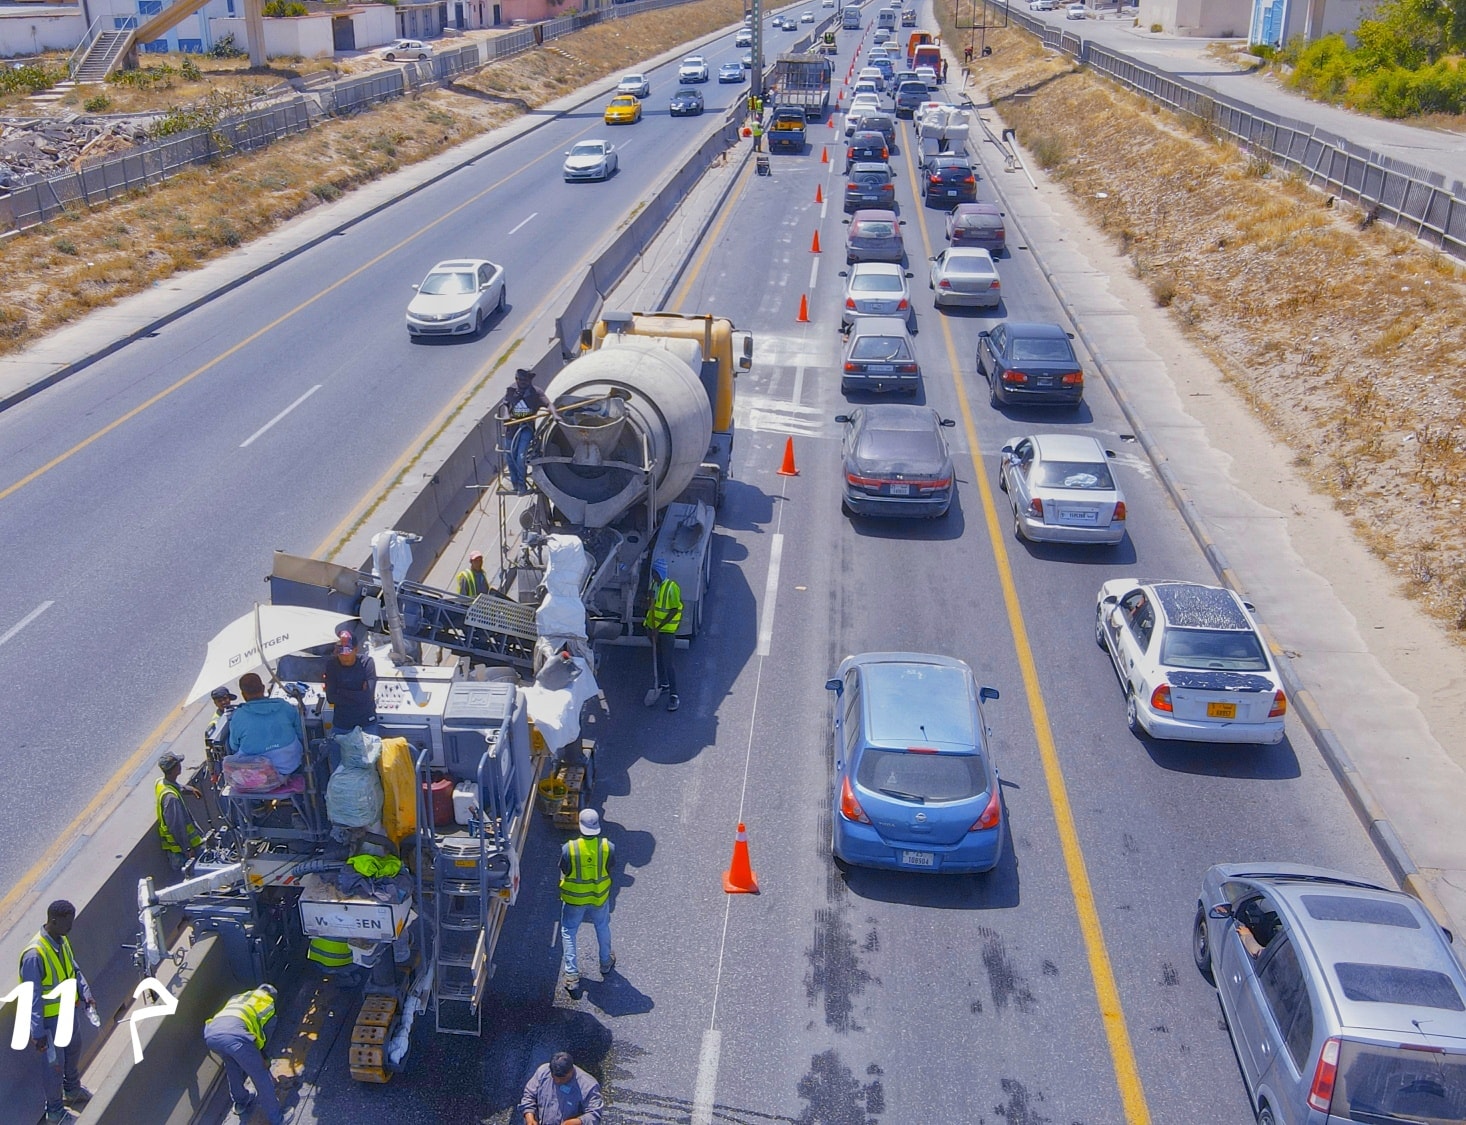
[19,900,96,1123]
[203,985,283,1125]
[156,751,204,871]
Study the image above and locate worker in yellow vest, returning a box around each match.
[455,550,489,598]
[203,985,283,1125]
[306,935,357,982]
[19,900,96,1123]
[559,809,615,994]
[644,558,683,712]
[156,752,204,871]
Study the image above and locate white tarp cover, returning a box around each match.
[535,534,590,640]
[521,654,600,756]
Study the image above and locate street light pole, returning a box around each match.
[752,0,764,102]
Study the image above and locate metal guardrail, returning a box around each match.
[978,0,1466,259]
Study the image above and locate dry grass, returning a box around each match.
[956,21,1466,633]
[0,0,744,356]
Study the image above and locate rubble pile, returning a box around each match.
[0,116,155,190]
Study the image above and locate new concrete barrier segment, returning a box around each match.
[0,98,749,1125]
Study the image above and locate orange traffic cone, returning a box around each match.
[811,229,821,253]
[722,822,760,894]
[797,294,810,323]
[777,436,799,476]
[814,184,823,204]
[821,147,829,164]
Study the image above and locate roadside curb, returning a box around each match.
[965,79,1455,932]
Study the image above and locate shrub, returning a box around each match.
[262,0,309,14]
[209,32,247,58]
[181,57,203,81]
[0,63,65,96]
[83,94,113,112]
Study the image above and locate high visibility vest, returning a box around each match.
[19,932,76,1020]
[456,568,488,598]
[559,837,611,907]
[210,988,276,1050]
[155,779,203,854]
[644,579,683,634]
[307,937,353,968]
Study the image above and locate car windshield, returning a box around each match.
[1159,628,1269,671]
[854,221,896,238]
[569,143,603,157]
[1011,336,1077,363]
[851,335,911,361]
[419,272,475,295]
[856,748,986,803]
[1033,459,1114,490]
[1330,1040,1466,1123]
[852,274,903,293]
[943,256,993,275]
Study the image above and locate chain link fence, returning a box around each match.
[0,0,698,236]
[979,1,1466,259]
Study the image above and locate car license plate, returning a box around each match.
[1060,508,1097,523]
[1207,701,1237,719]
[900,850,933,866]
[1036,377,1053,387]
[889,484,910,496]
[946,189,957,196]
[869,364,894,372]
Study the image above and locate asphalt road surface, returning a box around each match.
[254,25,1391,1125]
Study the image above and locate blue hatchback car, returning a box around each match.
[825,653,1003,874]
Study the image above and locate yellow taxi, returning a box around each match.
[604,94,643,124]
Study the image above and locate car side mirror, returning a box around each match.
[1066,331,1076,339]
[839,270,849,277]
[1208,903,1234,920]
[904,271,913,278]
[1105,449,1117,458]
[979,686,999,702]
[1243,600,1256,612]
[410,283,419,290]
[825,678,843,695]
[898,220,906,226]
[834,414,851,423]
[564,151,571,156]
[1000,443,1014,454]
[941,418,956,428]
[977,329,990,338]
[842,219,851,225]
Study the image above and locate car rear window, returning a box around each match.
[851,274,903,293]
[1329,1041,1466,1122]
[855,428,943,464]
[943,256,994,275]
[856,748,986,803]
[854,220,896,238]
[1033,460,1115,490]
[1334,963,1465,1010]
[1159,628,1269,671]
[1303,895,1421,928]
[1010,337,1077,364]
[957,214,1001,231]
[850,335,912,361]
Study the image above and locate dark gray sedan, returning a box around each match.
[836,404,957,518]
[946,202,1006,253]
[844,162,896,213]
[669,87,705,116]
[844,209,906,264]
[977,321,1085,407]
[841,316,919,395]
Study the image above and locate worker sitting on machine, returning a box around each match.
[224,672,305,789]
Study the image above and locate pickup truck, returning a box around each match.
[767,107,808,152]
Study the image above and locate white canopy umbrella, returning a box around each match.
[185,604,354,705]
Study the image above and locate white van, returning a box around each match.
[877,6,898,30]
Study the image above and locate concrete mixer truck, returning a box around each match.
[511,311,752,640]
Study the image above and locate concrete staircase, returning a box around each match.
[72,29,133,84]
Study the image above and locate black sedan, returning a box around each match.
[920,153,978,207]
[669,88,705,116]
[844,129,889,172]
[836,404,957,518]
[977,321,1085,407]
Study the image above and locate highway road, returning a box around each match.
[235,19,1394,1125]
[0,28,773,893]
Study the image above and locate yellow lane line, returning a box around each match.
[901,130,1154,1123]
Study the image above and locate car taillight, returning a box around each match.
[1269,690,1288,718]
[989,279,1001,289]
[897,363,917,373]
[1002,370,1028,384]
[840,776,871,824]
[846,472,885,488]
[881,148,889,159]
[938,279,952,289]
[897,298,909,309]
[971,786,1001,831]
[1308,1038,1340,1112]
[1028,498,1043,517]
[847,183,858,190]
[929,175,941,184]
[1061,372,1084,386]
[846,298,857,309]
[962,176,976,185]
[1113,501,1127,522]
[918,478,951,493]
[995,227,1006,239]
[1150,684,1173,713]
[844,362,858,372]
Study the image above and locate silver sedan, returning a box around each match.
[929,247,1001,308]
[841,262,913,329]
[405,258,506,339]
[998,432,1126,544]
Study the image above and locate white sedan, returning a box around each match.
[563,139,618,182]
[678,55,709,82]
[375,38,433,61]
[1095,579,1288,744]
[929,247,1001,308]
[1065,2,1089,16]
[405,259,506,339]
[998,432,1125,544]
[617,73,651,97]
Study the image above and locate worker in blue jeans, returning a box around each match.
[559,809,615,994]
[203,986,283,1125]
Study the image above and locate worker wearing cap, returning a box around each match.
[205,686,237,751]
[519,1050,603,1125]
[455,550,489,599]
[499,368,549,494]
[644,558,682,712]
[558,809,615,995]
[156,752,204,871]
[204,985,283,1125]
[323,630,377,733]
[20,900,96,1123]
